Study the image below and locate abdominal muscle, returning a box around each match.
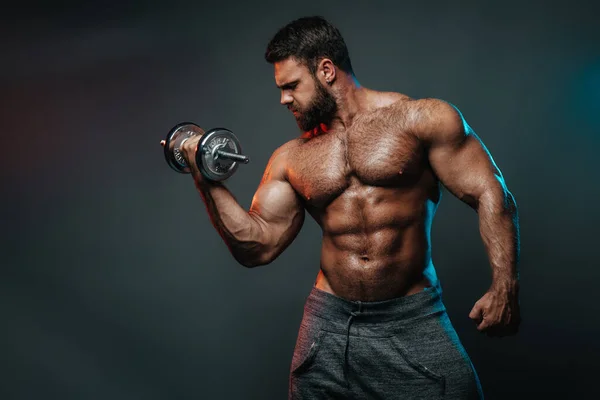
[313,193,439,302]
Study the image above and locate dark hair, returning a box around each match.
[265,16,354,75]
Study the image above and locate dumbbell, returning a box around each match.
[161,122,250,181]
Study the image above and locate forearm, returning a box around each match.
[194,179,266,267]
[478,188,520,292]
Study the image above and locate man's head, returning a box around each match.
[265,16,354,131]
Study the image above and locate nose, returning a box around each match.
[280,92,293,106]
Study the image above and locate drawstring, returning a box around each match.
[343,301,362,386]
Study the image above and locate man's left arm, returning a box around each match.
[413,98,521,337]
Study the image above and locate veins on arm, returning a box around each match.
[411,98,520,285]
[244,143,305,267]
[411,99,508,210]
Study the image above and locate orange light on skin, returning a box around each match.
[287,168,311,201]
[303,123,330,139]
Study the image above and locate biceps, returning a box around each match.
[429,132,505,208]
[248,179,305,248]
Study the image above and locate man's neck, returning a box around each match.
[328,74,366,131]
[302,75,368,139]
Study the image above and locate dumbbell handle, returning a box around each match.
[216,150,250,164]
[160,139,249,164]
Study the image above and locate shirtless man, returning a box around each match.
[180,16,520,399]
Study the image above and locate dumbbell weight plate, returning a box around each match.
[197,128,242,181]
[163,122,205,173]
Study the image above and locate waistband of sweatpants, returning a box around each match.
[304,285,446,324]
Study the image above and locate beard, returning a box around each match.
[293,78,337,132]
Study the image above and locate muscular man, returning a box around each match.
[181,16,520,399]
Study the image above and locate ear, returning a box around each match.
[316,58,336,86]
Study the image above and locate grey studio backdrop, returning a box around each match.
[2,0,599,399]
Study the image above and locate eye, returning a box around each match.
[281,81,299,91]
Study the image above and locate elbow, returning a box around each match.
[233,247,274,269]
[238,256,272,268]
[504,190,518,214]
[478,184,518,215]
[238,259,259,268]
[233,215,275,268]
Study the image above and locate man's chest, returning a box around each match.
[286,122,425,207]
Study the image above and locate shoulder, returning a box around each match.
[363,91,467,143]
[404,98,468,144]
[271,138,302,160]
[261,138,302,182]
[374,91,413,108]
[407,98,462,120]
[357,90,413,125]
[364,90,422,120]
[363,91,412,115]
[381,95,460,123]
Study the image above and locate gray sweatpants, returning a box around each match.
[289,285,484,399]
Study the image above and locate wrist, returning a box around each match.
[193,172,220,191]
[490,277,519,295]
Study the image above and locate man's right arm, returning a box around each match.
[187,141,305,268]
